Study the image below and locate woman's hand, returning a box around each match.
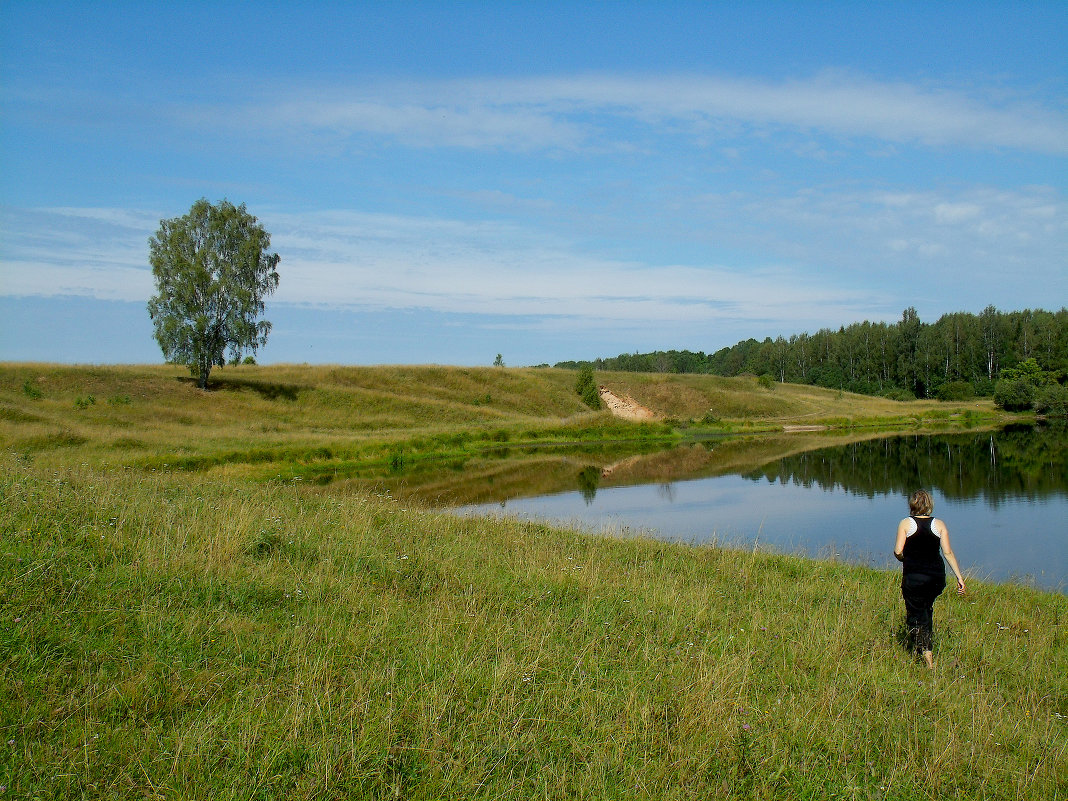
[956,577,966,595]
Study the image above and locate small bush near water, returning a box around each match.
[1034,384,1068,419]
[994,379,1036,411]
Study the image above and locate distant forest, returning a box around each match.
[554,306,1068,400]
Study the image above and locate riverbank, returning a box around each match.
[2,459,1065,799]
[1,362,1012,480]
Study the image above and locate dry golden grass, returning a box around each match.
[2,362,1002,470]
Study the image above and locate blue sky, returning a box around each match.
[2,2,1066,367]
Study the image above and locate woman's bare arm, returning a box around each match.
[894,519,909,562]
[937,519,966,594]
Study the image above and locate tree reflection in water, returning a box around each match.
[454,425,1067,592]
[744,424,1067,505]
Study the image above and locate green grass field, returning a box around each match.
[1,363,1062,799]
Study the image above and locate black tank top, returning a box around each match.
[903,516,945,576]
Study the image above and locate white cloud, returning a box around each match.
[0,205,871,328]
[691,185,1068,284]
[0,206,158,301]
[266,210,864,324]
[3,187,1062,342]
[222,72,1068,154]
[934,202,983,225]
[0,260,152,301]
[268,97,587,151]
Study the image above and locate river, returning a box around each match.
[451,425,1067,592]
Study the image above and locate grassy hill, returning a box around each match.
[2,362,1002,475]
[1,363,1062,799]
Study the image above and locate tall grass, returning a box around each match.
[0,363,1053,799]
[2,456,1065,799]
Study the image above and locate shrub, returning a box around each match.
[575,366,602,410]
[757,373,774,390]
[1001,357,1054,387]
[22,380,43,399]
[1033,385,1068,419]
[993,379,1035,411]
[581,383,602,410]
[882,388,915,402]
[936,380,974,401]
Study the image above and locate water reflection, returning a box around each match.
[744,424,1068,505]
[453,425,1067,592]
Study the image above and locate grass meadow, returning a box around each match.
[2,363,1063,799]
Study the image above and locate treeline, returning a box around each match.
[555,306,1068,400]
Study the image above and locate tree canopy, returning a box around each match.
[147,199,280,388]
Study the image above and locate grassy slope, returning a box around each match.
[2,363,1002,471]
[1,364,1062,799]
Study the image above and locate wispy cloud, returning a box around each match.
[3,186,1062,341]
[267,210,868,324]
[0,205,870,327]
[0,206,157,300]
[221,72,1068,154]
[692,185,1068,282]
[264,97,588,151]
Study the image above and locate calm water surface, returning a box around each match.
[455,427,1067,592]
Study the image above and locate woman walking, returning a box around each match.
[894,489,966,668]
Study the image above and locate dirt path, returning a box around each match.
[599,386,657,421]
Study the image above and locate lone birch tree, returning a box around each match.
[148,199,280,388]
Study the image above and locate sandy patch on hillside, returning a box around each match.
[599,386,657,421]
[782,425,829,432]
